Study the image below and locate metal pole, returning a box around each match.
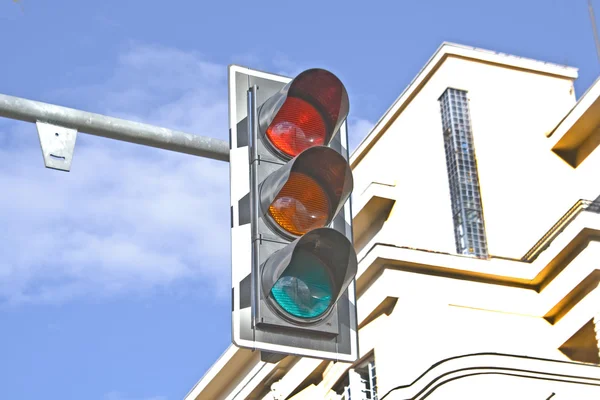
[0,93,229,162]
[589,0,600,66]
[248,85,260,331]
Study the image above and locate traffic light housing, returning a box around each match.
[229,65,358,362]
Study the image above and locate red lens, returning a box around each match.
[265,97,326,158]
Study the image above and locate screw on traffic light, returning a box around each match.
[229,66,358,362]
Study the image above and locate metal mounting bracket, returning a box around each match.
[35,121,78,172]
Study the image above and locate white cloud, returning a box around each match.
[348,118,375,153]
[0,43,231,306]
[271,53,308,78]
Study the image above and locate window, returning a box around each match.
[439,88,488,259]
[334,357,378,400]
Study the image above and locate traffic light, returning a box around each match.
[229,65,358,362]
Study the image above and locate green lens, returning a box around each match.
[270,250,332,319]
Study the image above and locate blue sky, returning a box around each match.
[0,1,598,399]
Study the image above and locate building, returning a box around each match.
[186,43,600,399]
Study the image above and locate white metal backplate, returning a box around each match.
[228,65,358,362]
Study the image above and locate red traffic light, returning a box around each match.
[259,69,349,159]
[265,97,327,158]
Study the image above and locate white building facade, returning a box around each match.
[186,43,600,400]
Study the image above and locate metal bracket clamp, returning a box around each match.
[35,121,78,172]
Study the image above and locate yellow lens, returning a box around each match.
[268,172,330,236]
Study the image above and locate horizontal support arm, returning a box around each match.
[0,93,229,162]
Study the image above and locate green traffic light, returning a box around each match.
[270,250,332,319]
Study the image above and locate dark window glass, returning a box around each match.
[439,88,488,258]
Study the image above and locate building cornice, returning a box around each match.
[350,42,578,169]
[549,76,600,167]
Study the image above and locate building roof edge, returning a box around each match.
[350,42,579,168]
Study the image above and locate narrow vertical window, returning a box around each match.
[439,88,488,258]
[334,357,378,399]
